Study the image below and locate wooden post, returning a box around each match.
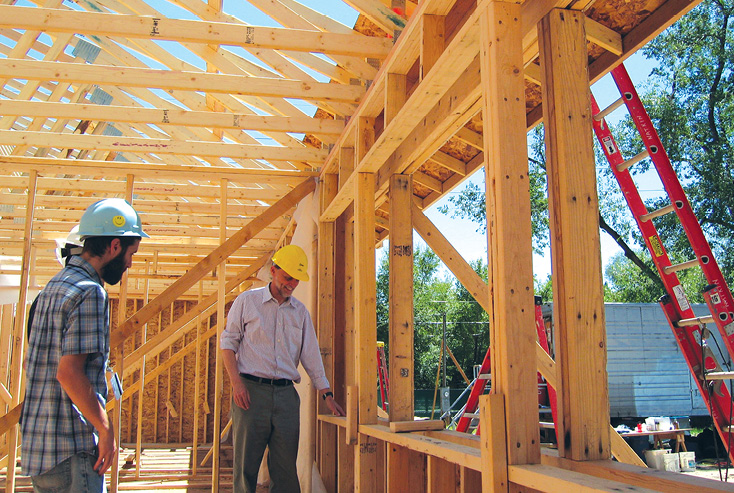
[318,173,338,491]
[5,169,37,493]
[480,394,508,491]
[343,177,356,411]
[192,280,204,475]
[354,171,378,492]
[539,8,610,461]
[420,14,444,80]
[338,426,355,492]
[479,0,540,466]
[388,175,414,422]
[211,178,228,492]
[333,213,347,403]
[384,73,406,127]
[110,173,134,493]
[135,261,151,478]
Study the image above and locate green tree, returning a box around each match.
[441,0,734,303]
[376,246,491,389]
[607,0,734,291]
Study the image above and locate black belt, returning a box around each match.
[241,373,293,387]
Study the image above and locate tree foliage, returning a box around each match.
[603,0,734,299]
[440,0,734,303]
[376,246,489,389]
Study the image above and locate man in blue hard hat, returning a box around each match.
[21,198,148,493]
[221,244,345,493]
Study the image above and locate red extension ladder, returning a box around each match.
[591,63,734,464]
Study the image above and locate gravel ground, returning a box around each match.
[681,459,734,484]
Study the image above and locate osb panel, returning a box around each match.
[587,0,667,35]
[413,181,433,199]
[420,158,453,183]
[354,13,391,38]
[110,298,234,446]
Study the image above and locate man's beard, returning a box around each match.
[101,249,127,285]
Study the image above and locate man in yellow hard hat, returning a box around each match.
[221,244,345,493]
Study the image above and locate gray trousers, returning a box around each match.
[231,380,300,493]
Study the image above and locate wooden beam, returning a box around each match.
[479,0,540,466]
[0,59,364,104]
[389,420,444,433]
[354,172,378,491]
[5,170,36,493]
[588,0,701,82]
[541,449,732,493]
[479,394,508,492]
[0,5,393,58]
[211,179,228,492]
[359,423,482,472]
[388,174,414,422]
[420,14,445,80]
[539,8,610,461]
[0,129,326,164]
[341,0,408,34]
[0,100,345,136]
[585,17,622,56]
[110,174,134,493]
[507,463,658,492]
[318,172,338,491]
[111,178,315,351]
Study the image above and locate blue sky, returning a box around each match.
[378,51,663,283]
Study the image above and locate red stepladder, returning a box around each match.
[534,297,558,433]
[591,63,734,463]
[377,341,389,412]
[455,297,559,435]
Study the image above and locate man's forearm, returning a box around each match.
[57,355,111,437]
[221,349,241,384]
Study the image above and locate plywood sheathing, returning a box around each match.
[108,298,235,445]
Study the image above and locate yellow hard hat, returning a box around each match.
[272,245,309,281]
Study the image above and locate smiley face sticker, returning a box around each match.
[112,215,126,227]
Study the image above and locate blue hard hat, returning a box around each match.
[77,199,149,239]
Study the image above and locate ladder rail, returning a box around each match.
[591,78,734,464]
[612,65,734,356]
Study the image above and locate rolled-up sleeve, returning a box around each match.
[299,311,330,391]
[221,294,245,352]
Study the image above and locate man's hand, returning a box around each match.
[325,395,345,417]
[232,376,251,410]
[94,427,116,475]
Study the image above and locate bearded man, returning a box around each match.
[21,199,148,493]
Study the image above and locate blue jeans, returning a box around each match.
[30,451,106,493]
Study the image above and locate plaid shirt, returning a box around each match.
[21,256,110,476]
